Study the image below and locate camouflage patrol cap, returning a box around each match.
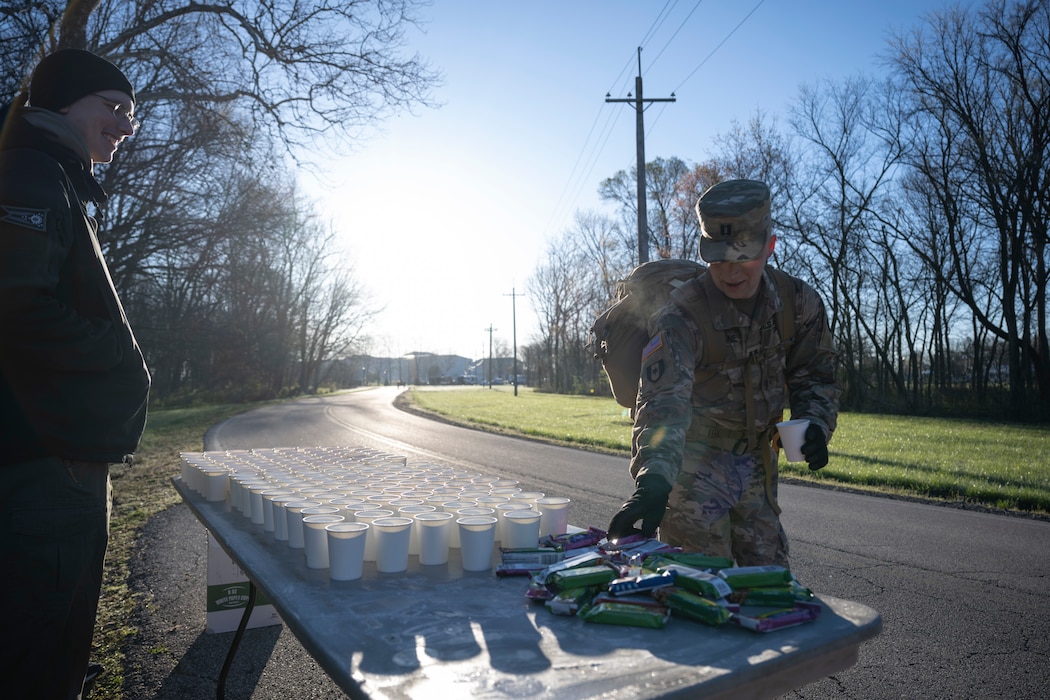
[696,179,772,263]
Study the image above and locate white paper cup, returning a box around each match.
[269,495,299,542]
[457,516,498,571]
[303,514,345,569]
[354,510,394,562]
[440,500,477,513]
[327,497,367,521]
[326,522,369,581]
[777,418,811,463]
[372,517,413,573]
[490,480,519,488]
[495,502,531,543]
[502,509,542,549]
[397,505,436,555]
[535,497,571,536]
[203,470,229,502]
[301,505,341,518]
[414,511,454,566]
[451,507,495,549]
[510,491,545,508]
[260,489,295,533]
[284,500,323,549]
[247,484,271,525]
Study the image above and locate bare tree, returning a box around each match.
[1,1,437,401]
[528,233,602,394]
[599,156,698,262]
[710,109,795,210]
[889,0,1050,417]
[1,1,439,151]
[571,210,633,304]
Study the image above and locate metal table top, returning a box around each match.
[174,477,881,700]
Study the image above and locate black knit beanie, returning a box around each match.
[29,48,135,111]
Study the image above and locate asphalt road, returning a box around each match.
[121,387,1050,699]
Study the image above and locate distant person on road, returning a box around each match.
[607,179,838,567]
[0,48,150,699]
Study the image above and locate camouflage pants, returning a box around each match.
[658,441,789,567]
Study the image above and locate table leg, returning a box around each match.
[216,580,258,699]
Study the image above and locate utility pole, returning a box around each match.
[606,47,675,265]
[484,324,497,388]
[504,288,523,396]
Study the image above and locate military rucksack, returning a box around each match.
[590,259,797,409]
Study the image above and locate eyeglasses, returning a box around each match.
[90,93,140,133]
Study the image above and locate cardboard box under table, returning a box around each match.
[174,477,881,700]
[206,534,282,634]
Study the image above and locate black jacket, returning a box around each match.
[0,107,150,465]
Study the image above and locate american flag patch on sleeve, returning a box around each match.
[641,333,663,360]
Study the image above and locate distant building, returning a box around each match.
[325,352,522,387]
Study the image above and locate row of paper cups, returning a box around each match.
[178,447,571,579]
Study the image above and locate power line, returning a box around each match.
[638,0,680,51]
[671,0,768,95]
[643,0,708,75]
[543,0,767,240]
[542,6,684,239]
[647,0,767,137]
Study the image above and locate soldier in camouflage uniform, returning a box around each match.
[607,179,838,567]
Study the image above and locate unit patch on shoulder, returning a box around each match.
[641,333,663,361]
[1,205,48,232]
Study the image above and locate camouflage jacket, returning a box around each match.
[629,267,839,486]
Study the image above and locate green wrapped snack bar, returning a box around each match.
[732,581,814,607]
[539,551,605,584]
[546,587,596,616]
[650,552,734,571]
[655,588,733,626]
[549,565,617,590]
[717,565,793,590]
[655,563,733,600]
[578,601,670,629]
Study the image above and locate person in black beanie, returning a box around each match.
[0,49,150,699]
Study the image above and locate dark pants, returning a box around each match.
[0,457,111,700]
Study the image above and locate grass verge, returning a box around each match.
[92,402,257,700]
[408,385,1050,517]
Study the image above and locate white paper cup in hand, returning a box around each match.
[776,418,811,463]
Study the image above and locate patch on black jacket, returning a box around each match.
[1,205,47,232]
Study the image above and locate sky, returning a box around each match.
[300,0,969,362]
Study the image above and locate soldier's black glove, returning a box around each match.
[801,423,829,471]
[607,473,672,541]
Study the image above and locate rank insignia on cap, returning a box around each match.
[1,205,48,232]
[641,333,663,361]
